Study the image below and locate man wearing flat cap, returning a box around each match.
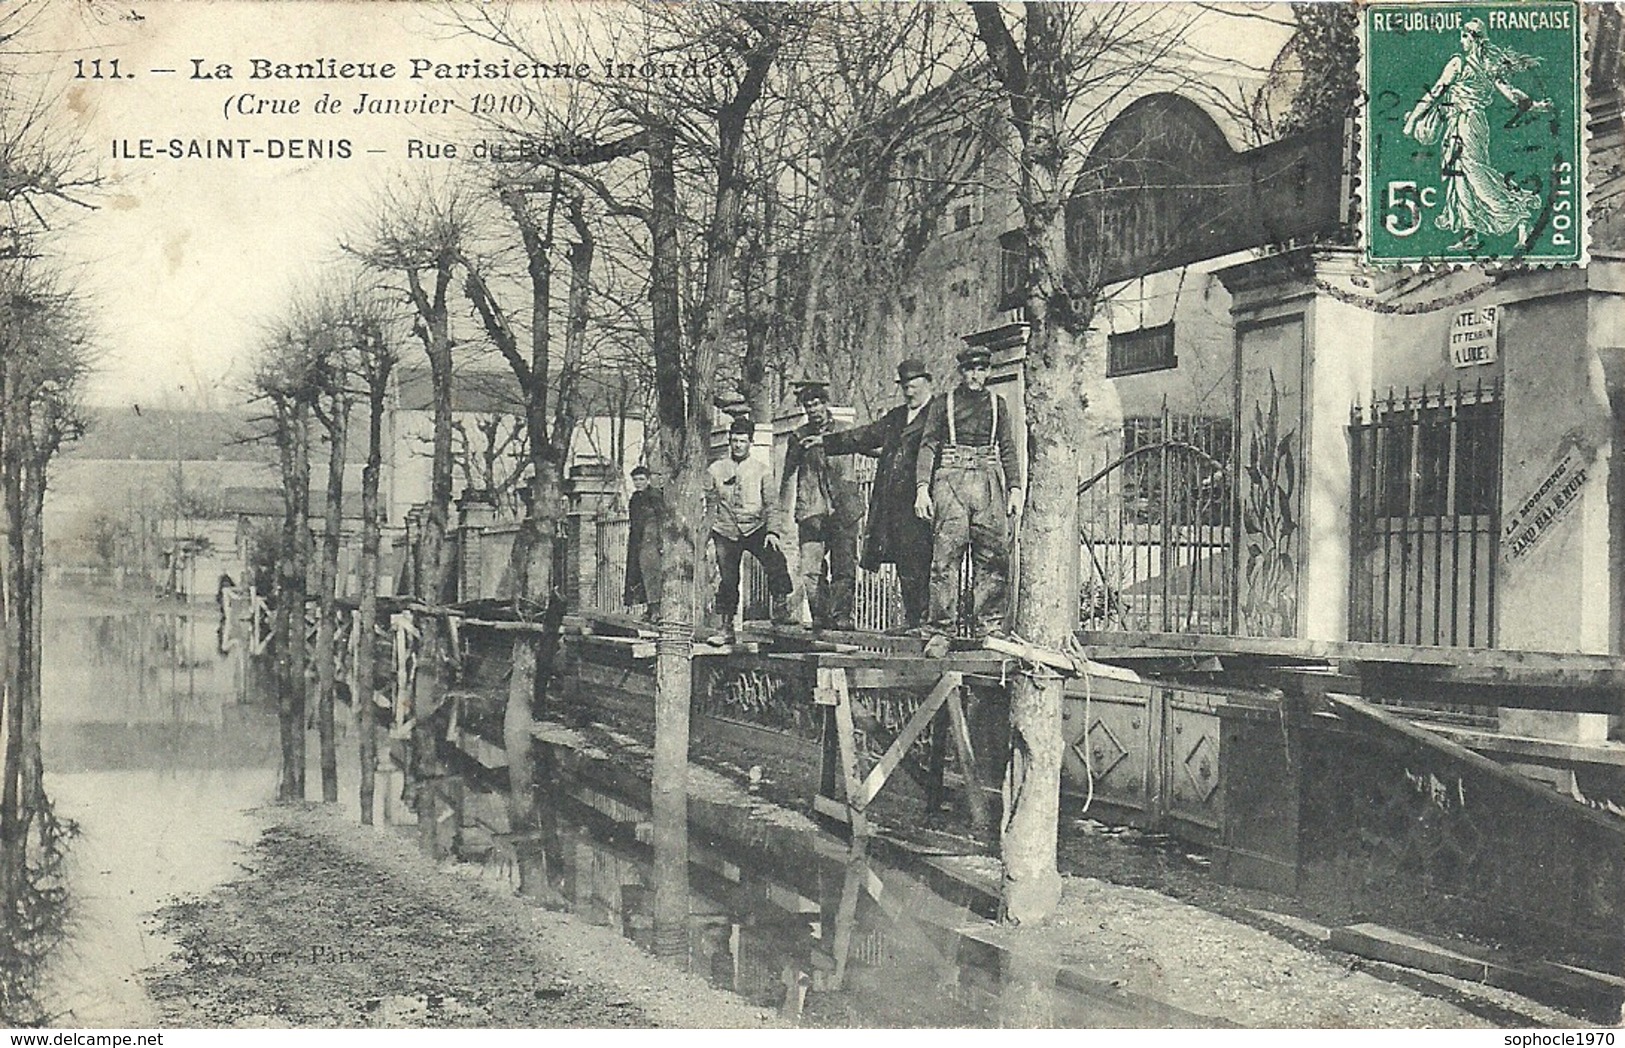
[781,380,862,630]
[706,416,796,645]
[811,359,936,628]
[915,345,1024,642]
[623,464,663,620]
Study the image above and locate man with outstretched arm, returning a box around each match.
[811,358,936,629]
[780,380,862,631]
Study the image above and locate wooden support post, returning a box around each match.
[856,672,962,809]
[925,707,949,813]
[829,843,866,992]
[947,681,992,837]
[814,666,870,837]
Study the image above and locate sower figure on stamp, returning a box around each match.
[623,464,663,621]
[813,358,936,630]
[1402,17,1552,252]
[780,380,862,631]
[915,345,1024,653]
[706,416,796,646]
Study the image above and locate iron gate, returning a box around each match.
[1078,408,1237,634]
[1348,380,1502,647]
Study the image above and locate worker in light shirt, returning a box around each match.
[706,416,796,645]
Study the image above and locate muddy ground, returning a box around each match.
[143,750,1589,1029]
[545,693,1594,1028]
[143,806,776,1029]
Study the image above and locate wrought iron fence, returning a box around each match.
[1348,380,1501,647]
[1078,408,1236,634]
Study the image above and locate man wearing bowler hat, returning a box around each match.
[915,345,1024,644]
[811,359,936,628]
[706,415,796,645]
[781,379,862,630]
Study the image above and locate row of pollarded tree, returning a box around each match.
[250,1,1356,927]
[0,1,102,1023]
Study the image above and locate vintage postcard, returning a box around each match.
[1,0,1620,1036]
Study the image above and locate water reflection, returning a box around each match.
[466,736,1204,1028]
[38,588,281,1026]
[0,801,76,1027]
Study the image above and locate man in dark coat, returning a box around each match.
[813,358,936,628]
[781,381,863,630]
[623,464,662,619]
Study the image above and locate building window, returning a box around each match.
[1107,323,1177,377]
[1348,381,1502,647]
[997,229,1028,312]
[1374,395,1500,518]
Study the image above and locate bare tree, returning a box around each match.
[775,7,997,412]
[458,0,811,954]
[348,286,400,827]
[970,1,1190,926]
[0,264,89,1025]
[248,326,321,802]
[347,177,478,847]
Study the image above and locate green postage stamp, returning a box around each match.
[1363,2,1584,266]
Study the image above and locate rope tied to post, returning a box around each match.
[655,616,693,660]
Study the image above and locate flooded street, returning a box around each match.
[38,587,281,1025]
[32,586,1188,1028]
[21,588,1580,1029]
[485,739,1212,1027]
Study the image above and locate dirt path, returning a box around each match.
[143,806,776,1029]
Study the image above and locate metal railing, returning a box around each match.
[1078,409,1236,634]
[1348,380,1502,647]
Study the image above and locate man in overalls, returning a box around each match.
[914,345,1023,644]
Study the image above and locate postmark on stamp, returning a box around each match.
[1363,2,1584,267]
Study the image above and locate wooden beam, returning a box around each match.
[829,851,865,992]
[1327,694,1625,838]
[1419,724,1625,769]
[826,668,869,837]
[749,622,926,654]
[809,651,1011,672]
[855,672,961,809]
[812,792,850,823]
[946,683,992,837]
[1079,630,1625,688]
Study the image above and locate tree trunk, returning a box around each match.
[647,130,695,959]
[411,266,458,855]
[0,369,25,893]
[504,634,537,843]
[315,394,348,804]
[20,451,44,841]
[357,370,387,825]
[275,396,311,803]
[1001,365,1072,923]
[970,0,1107,927]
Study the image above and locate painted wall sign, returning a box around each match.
[1448,306,1498,368]
[1502,446,1589,561]
[1066,93,1344,287]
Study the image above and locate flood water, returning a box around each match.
[458,740,1204,1027]
[37,587,282,1026]
[27,586,1194,1028]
